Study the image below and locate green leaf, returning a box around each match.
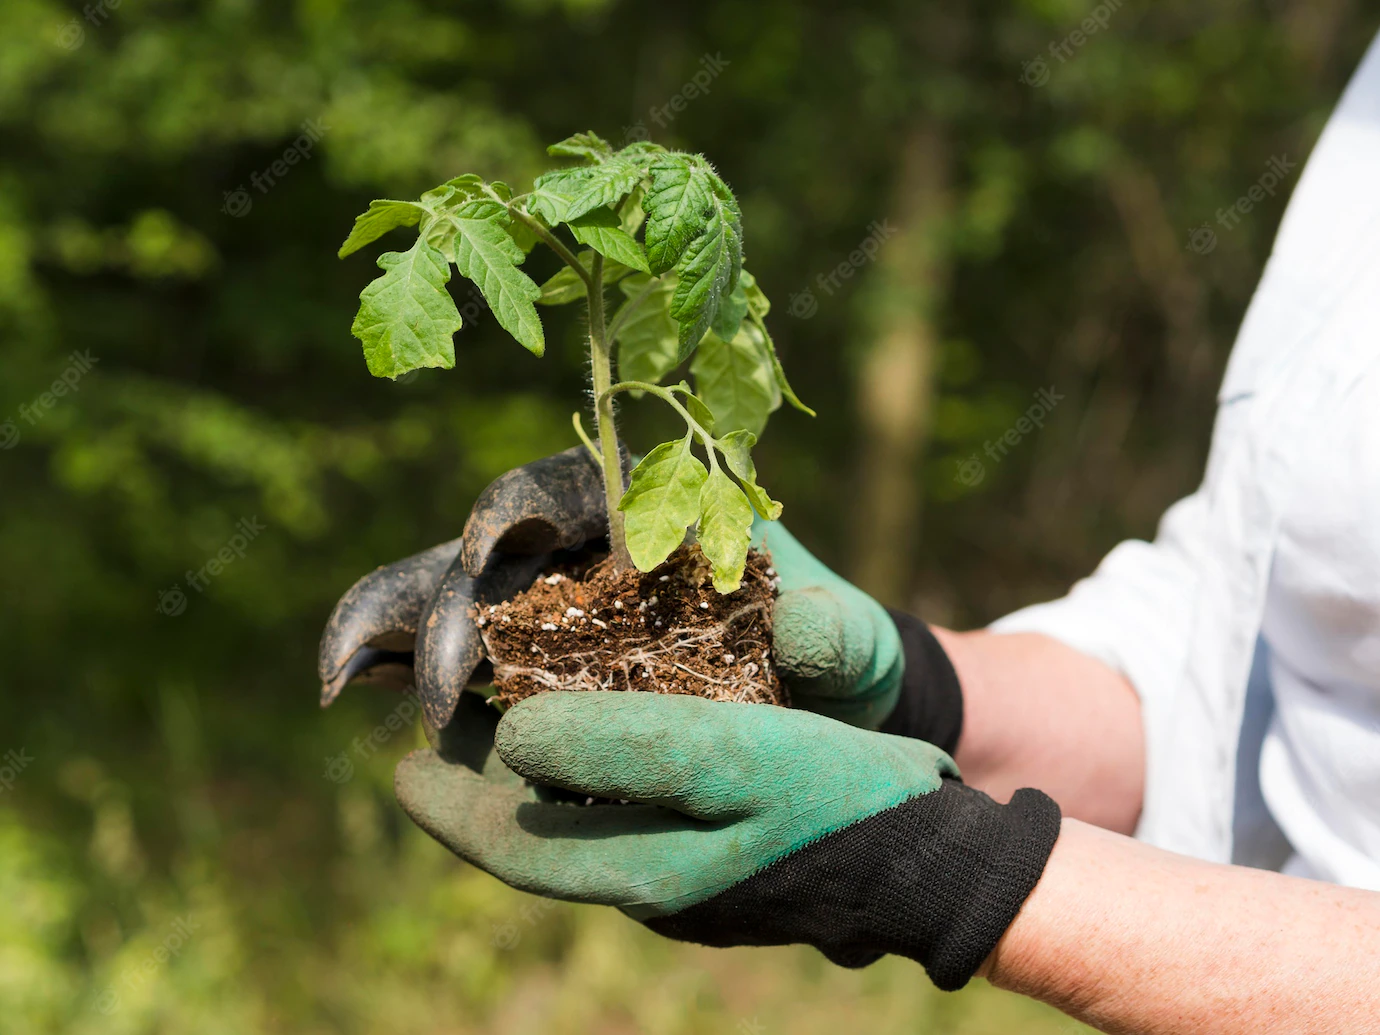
[612,274,680,383]
[528,167,596,225]
[690,323,779,437]
[547,131,614,162]
[350,238,462,379]
[505,216,541,255]
[620,186,646,235]
[740,269,770,319]
[697,468,754,593]
[717,429,783,521]
[643,155,715,274]
[645,158,743,359]
[710,276,749,339]
[540,252,636,306]
[618,436,708,572]
[670,381,716,434]
[568,208,651,273]
[428,198,544,356]
[750,314,816,417]
[563,156,647,223]
[338,200,424,259]
[440,174,487,199]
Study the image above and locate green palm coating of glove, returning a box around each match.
[396,690,956,919]
[752,517,904,729]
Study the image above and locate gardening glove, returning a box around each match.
[752,518,963,748]
[393,691,1061,992]
[318,445,619,728]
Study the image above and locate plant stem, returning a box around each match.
[508,206,593,290]
[603,380,719,460]
[586,254,633,570]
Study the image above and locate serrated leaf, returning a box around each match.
[740,269,770,318]
[428,198,544,356]
[505,216,540,255]
[528,166,596,225]
[751,315,816,417]
[615,141,669,157]
[620,186,646,235]
[350,238,462,379]
[690,323,778,436]
[717,429,783,521]
[568,208,651,273]
[564,156,647,223]
[440,174,487,199]
[618,436,708,572]
[338,200,425,258]
[653,163,743,359]
[697,468,754,593]
[643,156,715,274]
[670,381,716,434]
[710,276,749,339]
[540,252,636,306]
[548,131,614,162]
[613,274,680,382]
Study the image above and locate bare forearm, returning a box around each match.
[983,820,1380,1034]
[932,629,1143,833]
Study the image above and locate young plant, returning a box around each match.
[339,131,812,593]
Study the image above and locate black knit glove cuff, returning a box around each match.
[646,779,1061,991]
[880,610,964,755]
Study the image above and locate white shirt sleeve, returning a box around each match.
[989,489,1208,736]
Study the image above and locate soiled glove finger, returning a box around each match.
[752,519,904,728]
[318,538,462,706]
[318,446,624,725]
[460,445,625,576]
[416,446,625,729]
[394,692,1060,990]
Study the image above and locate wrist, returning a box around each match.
[879,612,964,753]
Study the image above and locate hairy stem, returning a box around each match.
[604,380,716,451]
[508,206,593,290]
[587,254,633,570]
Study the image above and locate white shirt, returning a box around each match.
[991,31,1380,888]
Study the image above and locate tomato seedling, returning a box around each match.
[339,131,812,592]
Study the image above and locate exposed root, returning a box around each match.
[478,545,786,708]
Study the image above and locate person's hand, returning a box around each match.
[747,517,903,726]
[319,447,963,746]
[394,690,1060,991]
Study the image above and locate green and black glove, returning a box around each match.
[398,690,1059,991]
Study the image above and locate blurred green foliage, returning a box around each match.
[1,0,1373,1031]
